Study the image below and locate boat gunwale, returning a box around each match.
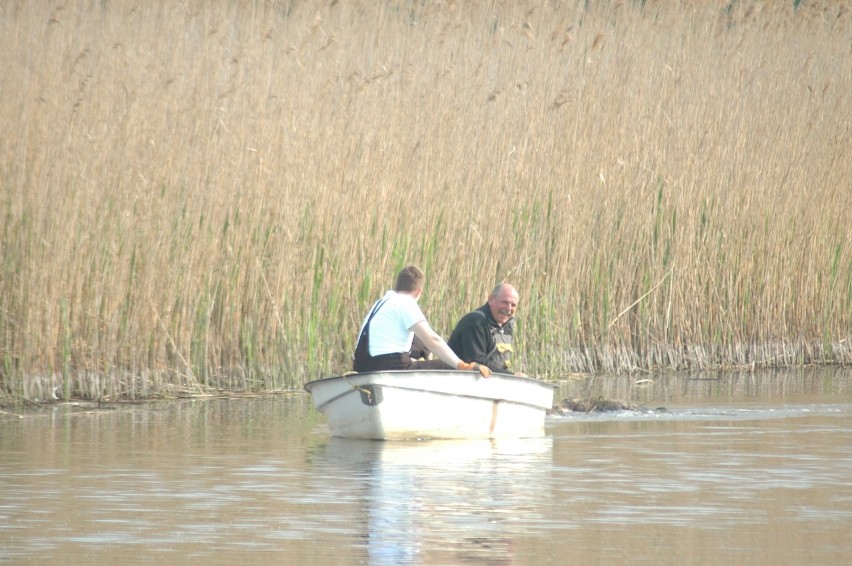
[304,369,556,392]
[311,379,554,412]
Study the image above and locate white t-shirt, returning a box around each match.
[358,290,425,357]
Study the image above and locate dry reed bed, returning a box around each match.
[1,1,850,402]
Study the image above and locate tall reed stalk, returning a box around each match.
[1,1,849,402]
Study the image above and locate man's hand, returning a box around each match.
[476,363,492,378]
[457,361,492,378]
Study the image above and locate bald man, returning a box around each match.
[447,284,523,375]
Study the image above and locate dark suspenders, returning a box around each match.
[352,298,389,368]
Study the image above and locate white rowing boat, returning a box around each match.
[304,369,555,440]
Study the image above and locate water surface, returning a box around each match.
[1,368,850,564]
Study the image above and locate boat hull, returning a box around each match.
[304,370,555,440]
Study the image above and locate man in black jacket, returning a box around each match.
[447,283,523,375]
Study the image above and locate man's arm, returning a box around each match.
[411,321,491,377]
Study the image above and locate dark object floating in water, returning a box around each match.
[549,396,667,414]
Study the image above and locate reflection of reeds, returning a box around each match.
[1,1,850,400]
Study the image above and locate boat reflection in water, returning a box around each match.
[318,435,553,565]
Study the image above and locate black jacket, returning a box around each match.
[447,304,515,373]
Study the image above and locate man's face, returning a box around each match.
[488,286,519,326]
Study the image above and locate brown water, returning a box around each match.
[2,367,850,565]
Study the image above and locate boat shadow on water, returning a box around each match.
[311,436,554,565]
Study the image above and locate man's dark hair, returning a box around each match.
[395,265,425,293]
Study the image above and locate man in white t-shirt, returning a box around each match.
[352,265,491,377]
